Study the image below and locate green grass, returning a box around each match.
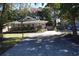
[0,34,23,47]
[3,33,24,38]
[0,33,26,54]
[0,33,28,46]
[3,34,21,43]
[2,33,28,45]
[0,34,3,37]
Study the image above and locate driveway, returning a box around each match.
[24,31,64,37]
[1,31,79,56]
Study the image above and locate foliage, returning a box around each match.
[0,4,10,33]
[60,3,79,19]
[37,8,52,21]
[0,3,29,38]
[60,3,79,35]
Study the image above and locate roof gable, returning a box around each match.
[19,16,38,22]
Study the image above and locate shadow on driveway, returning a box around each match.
[1,34,79,56]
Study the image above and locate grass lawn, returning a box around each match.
[3,33,25,44]
[0,33,27,55]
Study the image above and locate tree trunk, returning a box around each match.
[0,4,6,38]
[0,25,3,38]
[0,26,3,33]
[71,15,77,36]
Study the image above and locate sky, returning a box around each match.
[12,3,47,10]
[30,3,47,8]
[0,3,47,11]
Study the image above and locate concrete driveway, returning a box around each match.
[24,31,64,37]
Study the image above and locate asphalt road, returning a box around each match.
[1,32,79,56]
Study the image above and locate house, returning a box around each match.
[6,16,48,32]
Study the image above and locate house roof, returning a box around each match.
[8,16,48,25]
[9,20,48,25]
[19,16,37,22]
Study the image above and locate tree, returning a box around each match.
[45,3,60,29]
[18,3,28,38]
[37,7,52,21]
[0,3,29,38]
[0,3,11,37]
[60,3,79,36]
